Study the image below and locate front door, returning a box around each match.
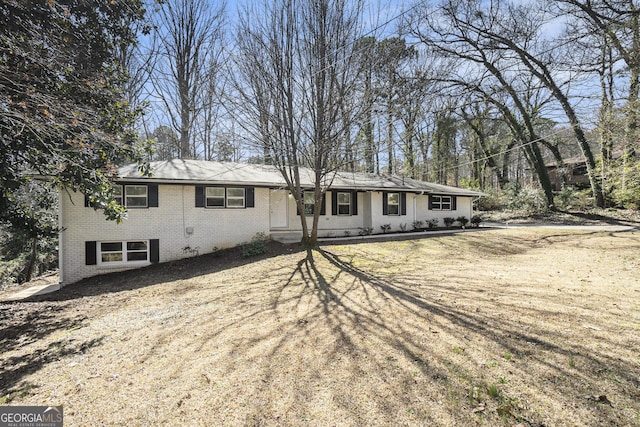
[269,189,289,229]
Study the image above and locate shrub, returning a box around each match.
[182,246,200,257]
[242,232,268,257]
[443,217,455,227]
[0,258,23,289]
[399,223,407,232]
[470,215,482,227]
[427,218,439,228]
[344,230,351,237]
[358,227,373,236]
[475,187,504,211]
[456,216,469,227]
[505,182,547,213]
[556,185,577,209]
[380,224,391,233]
[0,224,58,286]
[412,220,424,231]
[610,158,640,208]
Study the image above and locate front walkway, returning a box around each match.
[0,273,60,302]
[2,283,60,301]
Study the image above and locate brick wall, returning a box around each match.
[59,185,270,285]
[59,184,475,285]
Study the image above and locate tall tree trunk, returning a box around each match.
[386,109,394,174]
[23,236,38,283]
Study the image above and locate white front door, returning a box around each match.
[269,189,289,228]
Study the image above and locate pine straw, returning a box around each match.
[1,229,639,426]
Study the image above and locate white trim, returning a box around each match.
[226,187,246,208]
[431,195,452,211]
[337,191,351,216]
[205,187,225,208]
[387,192,400,216]
[97,240,150,266]
[114,184,149,208]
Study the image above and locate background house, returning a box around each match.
[58,160,482,285]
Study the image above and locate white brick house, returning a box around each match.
[58,160,482,285]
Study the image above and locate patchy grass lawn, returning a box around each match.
[1,228,639,426]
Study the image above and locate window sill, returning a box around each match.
[96,261,150,270]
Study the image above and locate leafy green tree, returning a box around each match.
[0,1,149,221]
[1,0,150,277]
[0,182,58,283]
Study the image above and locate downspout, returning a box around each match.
[57,187,64,286]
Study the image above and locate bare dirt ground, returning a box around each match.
[1,227,639,426]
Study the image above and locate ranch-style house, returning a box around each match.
[58,159,483,285]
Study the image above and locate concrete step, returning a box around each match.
[270,231,303,244]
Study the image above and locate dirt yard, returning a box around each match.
[1,227,639,426]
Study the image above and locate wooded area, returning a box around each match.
[134,0,640,209]
[2,0,640,282]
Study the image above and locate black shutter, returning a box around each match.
[85,241,97,265]
[351,190,358,215]
[382,192,389,215]
[320,193,326,216]
[331,191,338,215]
[148,184,159,207]
[195,185,205,207]
[401,193,407,216]
[245,187,255,208]
[428,195,434,210]
[150,239,159,263]
[452,196,457,211]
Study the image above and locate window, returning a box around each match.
[387,193,400,215]
[125,185,148,207]
[332,190,358,216]
[226,188,245,208]
[304,192,315,216]
[206,187,225,207]
[113,185,123,205]
[99,240,148,264]
[337,192,351,215]
[431,195,452,210]
[572,165,587,176]
[205,187,245,208]
[196,186,254,209]
[113,185,148,208]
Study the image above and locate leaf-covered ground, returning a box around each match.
[1,228,639,426]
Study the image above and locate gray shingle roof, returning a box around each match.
[118,159,483,196]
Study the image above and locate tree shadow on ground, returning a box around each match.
[17,241,305,303]
[2,231,638,425]
[0,302,104,400]
[250,242,639,425]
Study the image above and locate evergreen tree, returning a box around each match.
[0,0,150,235]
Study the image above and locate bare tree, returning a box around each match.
[151,0,226,159]
[406,0,605,207]
[234,0,364,247]
[555,0,640,151]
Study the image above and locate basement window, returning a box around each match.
[99,240,149,264]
